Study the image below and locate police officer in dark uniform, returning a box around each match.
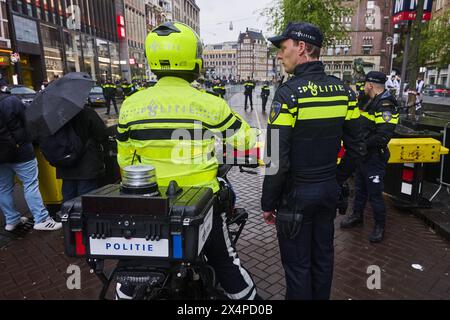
[213,79,226,98]
[261,22,365,300]
[355,80,370,110]
[244,77,255,110]
[261,81,271,112]
[120,80,134,98]
[102,79,118,115]
[340,71,399,243]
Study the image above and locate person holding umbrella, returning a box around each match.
[55,104,108,202]
[0,82,62,231]
[26,72,108,202]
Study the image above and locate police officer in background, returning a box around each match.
[340,71,399,243]
[213,79,226,98]
[244,77,255,110]
[355,79,369,110]
[102,79,118,115]
[120,79,134,98]
[116,22,259,300]
[261,22,365,300]
[261,81,271,112]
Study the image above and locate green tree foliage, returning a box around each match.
[262,0,355,47]
[419,9,450,68]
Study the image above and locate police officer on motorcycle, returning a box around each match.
[116,22,259,300]
[261,22,365,300]
[340,71,399,243]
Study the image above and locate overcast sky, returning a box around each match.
[196,0,275,45]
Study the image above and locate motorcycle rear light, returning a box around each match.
[337,146,345,159]
[402,168,414,183]
[75,231,86,257]
[232,146,261,159]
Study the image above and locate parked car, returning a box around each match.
[87,85,106,107]
[8,85,36,105]
[422,84,449,97]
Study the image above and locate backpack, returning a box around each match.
[0,95,18,164]
[39,120,84,167]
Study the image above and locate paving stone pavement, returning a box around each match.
[0,86,449,300]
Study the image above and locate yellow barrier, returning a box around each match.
[388,138,449,164]
[34,146,63,205]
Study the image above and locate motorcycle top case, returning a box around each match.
[60,184,215,262]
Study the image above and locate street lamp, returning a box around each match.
[386,37,394,74]
[386,36,394,75]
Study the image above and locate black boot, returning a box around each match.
[340,212,363,229]
[369,223,385,243]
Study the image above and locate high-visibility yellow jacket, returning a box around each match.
[117,76,257,192]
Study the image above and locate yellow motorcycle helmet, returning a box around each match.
[145,22,203,76]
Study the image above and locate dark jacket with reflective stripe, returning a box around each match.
[102,83,117,98]
[361,90,399,153]
[244,82,255,95]
[213,85,226,98]
[261,61,365,211]
[261,86,270,97]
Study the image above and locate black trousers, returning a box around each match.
[277,180,338,300]
[353,150,390,225]
[244,94,253,109]
[202,209,257,299]
[262,95,268,111]
[105,96,118,115]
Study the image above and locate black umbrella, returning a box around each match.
[25,72,95,139]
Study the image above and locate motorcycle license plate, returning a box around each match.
[89,237,169,258]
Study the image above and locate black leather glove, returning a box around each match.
[336,182,350,215]
[276,211,303,240]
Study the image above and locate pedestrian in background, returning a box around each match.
[56,105,108,202]
[0,83,61,231]
[262,22,364,300]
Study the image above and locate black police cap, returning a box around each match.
[268,22,323,48]
[365,71,387,85]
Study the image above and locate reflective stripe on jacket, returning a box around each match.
[117,76,256,192]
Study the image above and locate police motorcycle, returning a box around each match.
[60,144,261,300]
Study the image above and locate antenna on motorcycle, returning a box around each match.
[131,150,141,165]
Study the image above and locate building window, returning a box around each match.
[41,24,64,81]
[363,47,371,55]
[362,36,374,46]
